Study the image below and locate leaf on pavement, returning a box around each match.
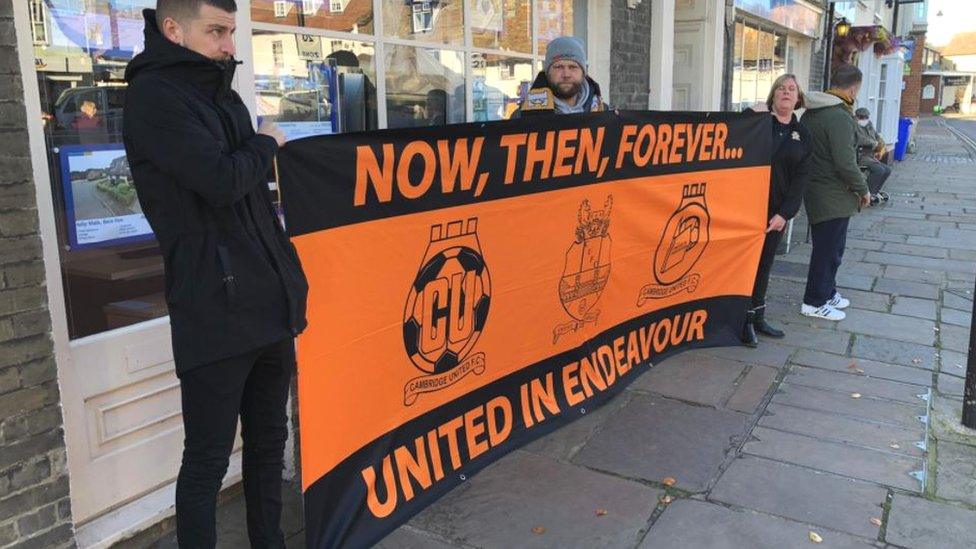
[531,526,546,535]
[870,517,882,526]
[659,495,674,505]
[890,443,901,449]
[851,393,862,399]
[596,509,608,517]
[912,358,922,364]
[809,531,823,544]
[847,361,859,370]
[662,476,677,487]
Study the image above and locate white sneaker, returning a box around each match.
[827,292,850,310]
[801,303,847,321]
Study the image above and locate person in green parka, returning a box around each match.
[798,64,871,321]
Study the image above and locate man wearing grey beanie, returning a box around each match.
[510,36,609,118]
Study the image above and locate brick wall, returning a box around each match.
[0,4,75,548]
[609,0,651,109]
[901,32,926,117]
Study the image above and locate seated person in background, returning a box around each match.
[854,107,891,205]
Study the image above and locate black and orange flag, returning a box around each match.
[278,110,772,548]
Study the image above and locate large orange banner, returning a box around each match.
[278,111,771,548]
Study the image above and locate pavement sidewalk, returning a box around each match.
[130,117,976,549]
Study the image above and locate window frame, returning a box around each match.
[249,0,586,128]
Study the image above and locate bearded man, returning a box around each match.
[511,36,609,117]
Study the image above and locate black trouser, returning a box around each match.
[862,158,892,194]
[751,226,785,309]
[803,217,850,308]
[176,338,295,548]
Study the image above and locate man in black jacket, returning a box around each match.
[123,1,307,546]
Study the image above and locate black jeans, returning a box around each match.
[751,226,785,309]
[803,217,850,307]
[863,158,892,194]
[176,338,295,548]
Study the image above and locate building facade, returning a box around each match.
[0,0,852,546]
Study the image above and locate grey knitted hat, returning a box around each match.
[545,37,587,72]
[855,107,870,118]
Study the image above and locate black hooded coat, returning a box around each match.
[123,9,307,374]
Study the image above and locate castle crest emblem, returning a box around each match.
[554,196,613,343]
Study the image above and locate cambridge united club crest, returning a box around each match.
[402,219,491,406]
[553,196,613,344]
[637,183,710,307]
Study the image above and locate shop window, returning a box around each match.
[274,0,288,17]
[253,31,378,134]
[30,0,49,45]
[537,0,584,56]
[383,0,463,45]
[252,0,374,34]
[472,0,532,54]
[471,53,533,121]
[33,0,164,339]
[385,45,465,128]
[732,18,788,112]
[411,2,434,33]
[273,39,285,67]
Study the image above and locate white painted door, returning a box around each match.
[63,321,183,523]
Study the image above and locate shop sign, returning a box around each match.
[297,34,324,61]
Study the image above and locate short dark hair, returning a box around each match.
[830,64,863,89]
[157,0,237,27]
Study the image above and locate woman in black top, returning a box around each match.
[742,74,813,347]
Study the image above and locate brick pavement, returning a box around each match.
[132,117,976,549]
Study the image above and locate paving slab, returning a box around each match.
[790,349,933,386]
[937,323,971,353]
[935,440,976,506]
[843,262,884,278]
[641,499,873,549]
[834,308,935,346]
[411,451,660,549]
[907,235,976,251]
[947,270,976,283]
[939,349,968,374]
[828,288,890,312]
[885,494,976,549]
[772,384,925,429]
[630,354,745,407]
[940,307,972,327]
[574,395,749,492]
[846,239,885,251]
[873,278,941,300]
[377,527,458,549]
[930,395,976,449]
[835,273,877,292]
[760,404,924,458]
[785,366,926,404]
[943,289,973,311]
[949,248,976,261]
[883,265,946,284]
[775,321,851,355]
[936,372,964,398]
[890,296,938,320]
[725,365,779,414]
[883,242,948,259]
[693,342,795,369]
[522,390,632,462]
[743,427,923,492]
[865,251,969,272]
[850,334,938,370]
[709,456,886,538]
